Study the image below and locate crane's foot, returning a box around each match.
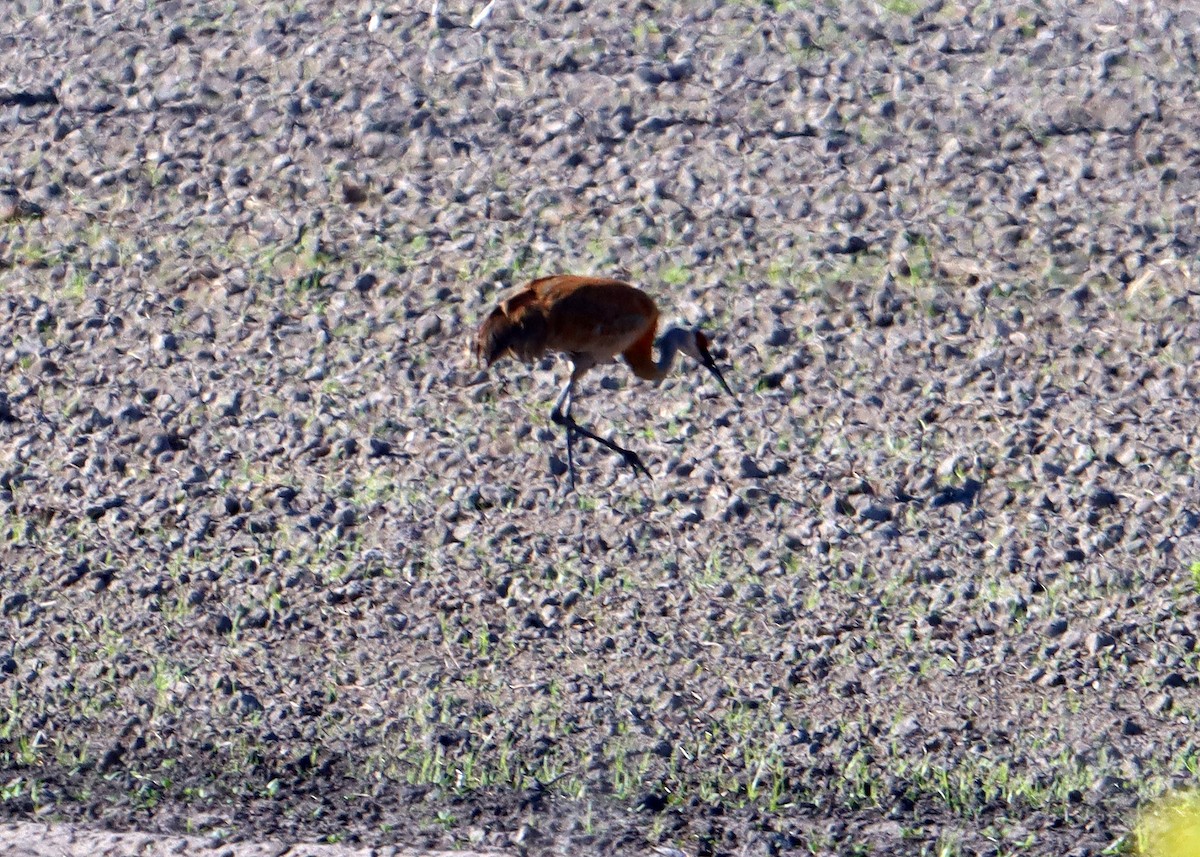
[620,448,651,480]
[548,456,578,492]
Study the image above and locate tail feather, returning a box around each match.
[475,306,511,366]
[476,303,547,366]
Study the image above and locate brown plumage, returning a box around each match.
[476,275,737,487]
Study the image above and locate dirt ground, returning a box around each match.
[2,0,1199,855]
[0,819,504,857]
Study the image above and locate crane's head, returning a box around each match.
[681,329,738,404]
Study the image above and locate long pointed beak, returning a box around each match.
[703,355,740,406]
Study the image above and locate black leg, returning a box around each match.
[553,378,578,491]
[551,408,651,480]
[564,420,577,491]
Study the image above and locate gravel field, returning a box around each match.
[2,1,1200,855]
[0,819,502,857]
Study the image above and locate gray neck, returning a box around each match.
[653,327,691,381]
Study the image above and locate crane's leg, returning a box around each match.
[550,370,650,486]
[551,377,579,490]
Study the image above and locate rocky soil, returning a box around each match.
[0,819,500,857]
[2,0,1199,855]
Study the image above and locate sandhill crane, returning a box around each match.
[475,274,737,488]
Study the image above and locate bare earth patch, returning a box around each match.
[2,1,1199,855]
[0,821,503,857]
